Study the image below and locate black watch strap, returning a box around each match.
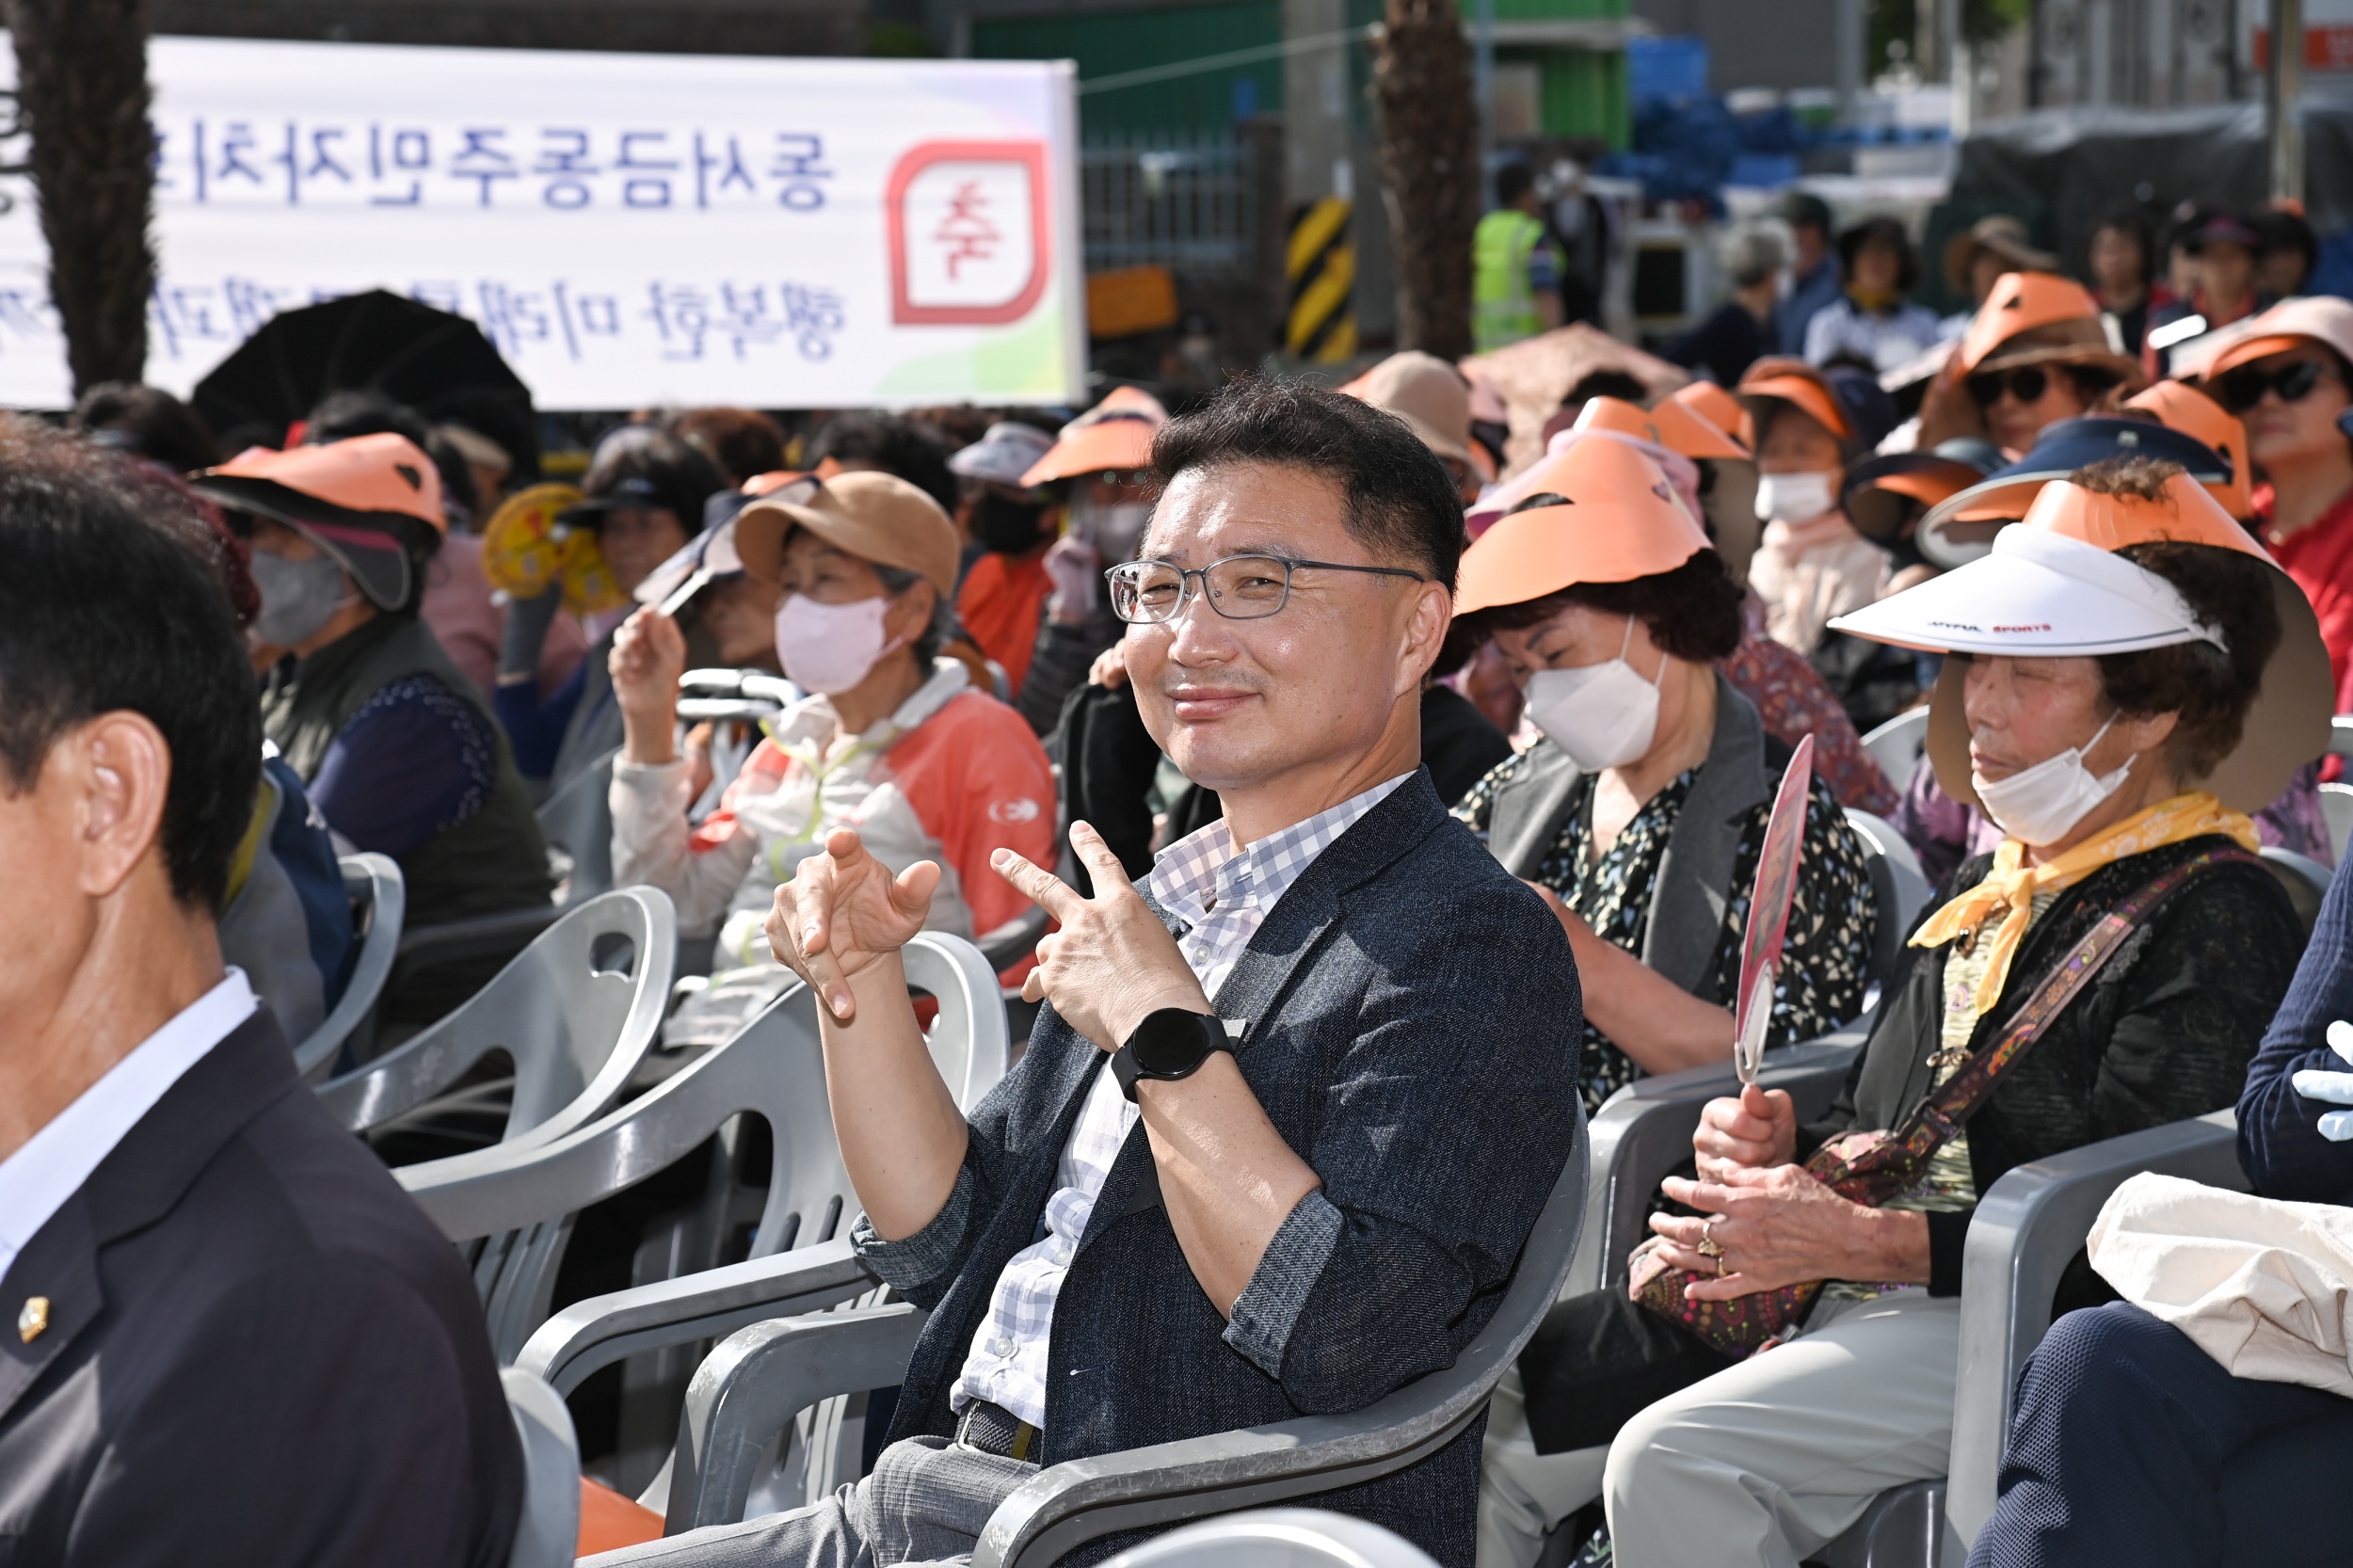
[1111,1008,1231,1101]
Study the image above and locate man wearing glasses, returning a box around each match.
[2199,296,2353,718]
[590,381,1584,1568]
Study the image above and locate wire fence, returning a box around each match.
[1080,133,1263,275]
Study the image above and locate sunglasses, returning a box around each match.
[2214,358,2332,414]
[1965,366,2054,407]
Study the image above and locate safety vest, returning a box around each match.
[1473,207,1553,352]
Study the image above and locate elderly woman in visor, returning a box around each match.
[1486,457,2319,1568]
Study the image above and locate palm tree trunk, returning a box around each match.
[1372,0,1477,361]
[7,0,155,392]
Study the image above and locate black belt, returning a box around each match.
[956,1399,1041,1462]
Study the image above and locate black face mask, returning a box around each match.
[973,492,1051,554]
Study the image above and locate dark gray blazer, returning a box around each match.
[864,769,1584,1567]
[0,1008,520,1567]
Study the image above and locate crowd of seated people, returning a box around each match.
[19,267,2353,1568]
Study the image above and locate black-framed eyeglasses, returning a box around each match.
[1965,365,2053,407]
[1106,554,1429,624]
[2215,357,2334,414]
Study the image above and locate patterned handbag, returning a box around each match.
[1629,846,2252,1359]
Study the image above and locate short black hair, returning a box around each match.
[583,430,728,536]
[1563,369,1649,408]
[1150,377,1466,588]
[0,416,261,912]
[2073,457,2281,782]
[1495,163,1537,207]
[808,411,958,515]
[1838,215,1919,293]
[71,382,220,474]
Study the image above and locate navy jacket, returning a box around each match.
[860,769,1583,1567]
[0,1008,521,1566]
[2241,846,2353,1204]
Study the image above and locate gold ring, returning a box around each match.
[1696,1220,1726,1267]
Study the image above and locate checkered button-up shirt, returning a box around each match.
[947,773,1410,1429]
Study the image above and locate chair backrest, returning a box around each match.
[970,1109,1590,1568]
[502,1368,583,1568]
[2321,783,2353,864]
[1096,1510,1440,1568]
[2260,846,2331,940]
[1843,809,1931,989]
[538,746,619,908]
[2331,716,2353,760]
[1859,708,1929,795]
[315,887,676,1143]
[400,932,1008,1362]
[293,853,407,1082]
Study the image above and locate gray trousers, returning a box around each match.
[582,1436,1039,1568]
[1479,1289,1961,1568]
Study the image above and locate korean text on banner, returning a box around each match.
[0,36,1085,410]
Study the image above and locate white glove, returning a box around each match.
[2289,1019,2353,1142]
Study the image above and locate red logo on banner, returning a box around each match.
[886,140,1052,326]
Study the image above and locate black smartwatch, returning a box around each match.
[1110,1008,1231,1101]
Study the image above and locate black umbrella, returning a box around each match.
[190,290,536,470]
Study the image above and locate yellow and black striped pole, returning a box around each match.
[1286,194,1356,363]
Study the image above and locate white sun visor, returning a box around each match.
[1827,525,2226,658]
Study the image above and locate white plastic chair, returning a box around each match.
[1859,708,1929,796]
[293,853,406,1082]
[315,887,676,1146]
[538,746,619,909]
[413,933,1007,1366]
[1098,1509,1440,1568]
[504,1367,583,1568]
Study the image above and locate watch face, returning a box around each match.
[1129,1008,1216,1077]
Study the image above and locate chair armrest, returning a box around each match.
[515,1239,880,1397]
[1945,1109,2248,1546]
[396,904,563,969]
[503,1367,583,1568]
[667,1302,932,1534]
[1569,1029,1865,1294]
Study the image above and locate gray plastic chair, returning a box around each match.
[315,887,676,1145]
[616,1112,1588,1555]
[2261,846,2332,939]
[1860,709,1929,796]
[1844,809,1931,987]
[1098,1509,1440,1568]
[504,1366,584,1568]
[293,853,407,1082]
[410,932,1007,1366]
[539,745,619,909]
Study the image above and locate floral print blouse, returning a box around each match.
[1456,755,1879,1110]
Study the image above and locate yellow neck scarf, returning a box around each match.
[1847,284,1903,313]
[1909,791,2258,1018]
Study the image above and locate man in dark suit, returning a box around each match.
[0,417,521,1565]
[590,381,1584,1567]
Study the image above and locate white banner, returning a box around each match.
[0,36,1085,409]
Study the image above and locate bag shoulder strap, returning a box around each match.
[1909,845,2257,1141]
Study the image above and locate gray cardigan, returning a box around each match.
[857,769,1584,1567]
[1483,673,1776,1003]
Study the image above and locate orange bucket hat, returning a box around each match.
[1455,437,1712,616]
[2199,295,2353,383]
[1018,385,1168,488]
[1954,271,2145,385]
[192,433,446,611]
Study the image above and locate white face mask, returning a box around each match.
[1754,470,1838,524]
[1073,494,1153,564]
[1521,616,1664,772]
[1972,715,2134,847]
[774,593,902,695]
